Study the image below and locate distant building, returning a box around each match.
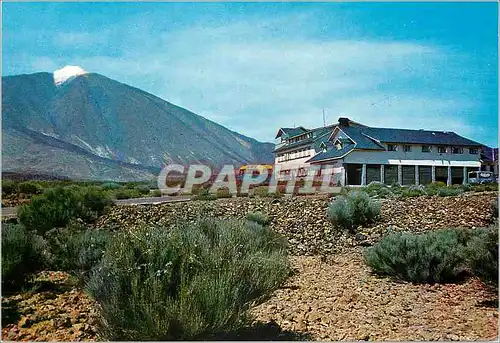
[274,117,490,186]
[481,147,499,176]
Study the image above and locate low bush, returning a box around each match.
[464,226,498,286]
[134,184,151,195]
[471,183,498,192]
[492,198,499,218]
[402,185,427,197]
[102,182,122,190]
[86,218,290,340]
[428,181,447,188]
[18,181,43,195]
[364,228,476,283]
[327,191,380,232]
[18,186,112,235]
[48,226,111,285]
[193,188,217,201]
[80,186,113,217]
[459,183,472,192]
[365,182,393,198]
[2,224,48,290]
[114,189,142,200]
[151,189,162,197]
[425,182,446,196]
[2,180,18,195]
[246,212,270,226]
[437,187,464,197]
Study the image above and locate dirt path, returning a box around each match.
[1,206,18,219]
[114,195,191,205]
[252,249,498,341]
[1,195,192,220]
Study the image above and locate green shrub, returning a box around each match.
[135,184,151,195]
[48,226,111,285]
[2,224,47,290]
[2,180,18,195]
[425,182,447,196]
[80,186,113,216]
[193,188,217,201]
[102,182,122,190]
[428,181,447,188]
[471,183,498,193]
[327,191,381,232]
[18,181,43,195]
[389,183,402,192]
[365,182,393,198]
[151,189,162,197]
[459,183,472,192]
[246,212,270,226]
[364,228,475,283]
[437,187,464,197]
[86,218,290,340]
[365,181,385,192]
[114,189,132,199]
[402,185,427,197]
[464,226,498,286]
[18,186,112,235]
[492,198,499,218]
[114,189,142,200]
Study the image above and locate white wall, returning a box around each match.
[343,149,481,167]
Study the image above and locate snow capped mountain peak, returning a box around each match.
[53,66,87,86]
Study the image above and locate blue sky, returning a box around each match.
[3,2,498,147]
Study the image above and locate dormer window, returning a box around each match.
[387,144,397,151]
[320,141,328,152]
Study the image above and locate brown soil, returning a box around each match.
[252,249,498,341]
[2,250,497,341]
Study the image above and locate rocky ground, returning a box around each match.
[252,250,498,341]
[95,192,497,255]
[2,192,498,341]
[2,250,497,341]
[2,272,98,342]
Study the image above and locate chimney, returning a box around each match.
[338,117,350,127]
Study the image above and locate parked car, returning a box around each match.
[468,171,496,184]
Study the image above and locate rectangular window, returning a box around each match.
[422,145,431,153]
[438,146,447,154]
[387,144,397,151]
[452,147,463,154]
[469,148,478,155]
[403,145,412,152]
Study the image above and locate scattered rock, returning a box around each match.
[251,250,499,341]
[95,193,497,256]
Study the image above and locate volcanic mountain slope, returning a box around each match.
[2,68,274,181]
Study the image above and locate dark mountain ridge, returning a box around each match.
[2,71,274,181]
